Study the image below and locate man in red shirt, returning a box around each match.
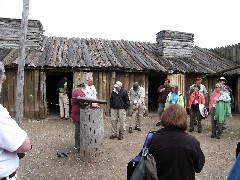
[71,81,86,152]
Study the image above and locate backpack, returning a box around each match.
[127,132,158,180]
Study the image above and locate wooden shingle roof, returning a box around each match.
[0,36,239,75]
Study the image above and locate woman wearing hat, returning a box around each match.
[71,81,86,152]
[218,77,234,107]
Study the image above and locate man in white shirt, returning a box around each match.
[128,82,145,132]
[85,77,98,107]
[0,62,32,179]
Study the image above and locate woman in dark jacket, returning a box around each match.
[149,104,205,180]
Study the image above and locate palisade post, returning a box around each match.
[16,0,30,126]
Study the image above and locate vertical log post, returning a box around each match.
[80,107,105,163]
[16,0,30,125]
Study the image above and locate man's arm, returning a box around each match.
[15,136,31,153]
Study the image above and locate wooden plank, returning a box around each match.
[237,78,240,113]
[109,71,116,115]
[98,72,103,109]
[105,72,110,116]
[102,72,107,114]
[145,73,149,116]
[34,70,39,118]
[39,72,46,118]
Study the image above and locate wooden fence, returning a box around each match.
[211,43,240,64]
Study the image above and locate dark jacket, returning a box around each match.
[149,127,205,180]
[110,88,130,109]
[158,85,172,103]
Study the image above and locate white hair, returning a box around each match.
[0,62,6,82]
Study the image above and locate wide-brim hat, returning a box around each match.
[114,81,122,88]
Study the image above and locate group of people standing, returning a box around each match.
[156,76,233,139]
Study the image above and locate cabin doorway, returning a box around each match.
[46,72,73,117]
[148,74,167,112]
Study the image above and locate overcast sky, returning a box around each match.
[0,0,239,49]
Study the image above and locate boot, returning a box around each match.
[118,132,123,140]
[216,123,223,139]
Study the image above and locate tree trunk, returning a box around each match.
[16,0,30,126]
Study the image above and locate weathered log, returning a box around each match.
[76,96,107,104]
[80,108,105,163]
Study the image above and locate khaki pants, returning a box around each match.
[59,93,69,118]
[130,104,145,128]
[110,109,126,135]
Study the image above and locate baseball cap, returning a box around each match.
[114,81,122,88]
[196,77,203,81]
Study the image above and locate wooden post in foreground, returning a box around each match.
[16,0,30,126]
[80,107,105,162]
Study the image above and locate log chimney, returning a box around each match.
[156,30,194,58]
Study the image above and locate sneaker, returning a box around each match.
[129,127,133,133]
[134,126,141,131]
[156,122,161,126]
[110,135,117,139]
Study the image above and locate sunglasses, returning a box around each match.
[215,86,220,88]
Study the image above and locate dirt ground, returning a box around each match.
[17,112,240,180]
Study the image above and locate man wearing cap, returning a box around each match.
[189,77,208,98]
[128,82,145,132]
[0,62,32,179]
[71,81,86,152]
[110,81,130,140]
[57,76,69,119]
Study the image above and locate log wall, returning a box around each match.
[1,69,47,118]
